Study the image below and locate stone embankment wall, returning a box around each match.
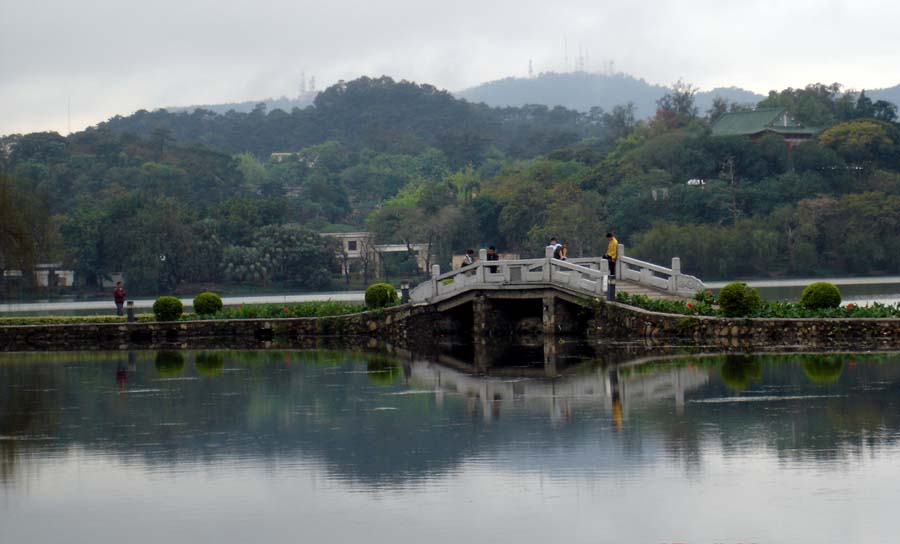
[0,305,448,352]
[4,299,900,352]
[593,301,900,350]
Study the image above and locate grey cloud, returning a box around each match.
[2,0,899,134]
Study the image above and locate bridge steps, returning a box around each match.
[615,280,692,301]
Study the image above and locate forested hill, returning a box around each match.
[98,76,605,163]
[455,72,765,117]
[3,76,900,296]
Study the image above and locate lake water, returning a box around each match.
[3,348,900,543]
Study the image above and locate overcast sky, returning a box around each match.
[2,0,899,136]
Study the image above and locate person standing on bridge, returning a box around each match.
[548,237,567,260]
[113,281,126,316]
[604,232,619,277]
[486,246,499,273]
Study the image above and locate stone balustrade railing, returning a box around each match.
[410,246,705,303]
[615,244,706,298]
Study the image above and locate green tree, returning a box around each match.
[819,119,899,168]
[223,224,336,288]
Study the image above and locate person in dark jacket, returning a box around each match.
[486,246,499,273]
[113,281,126,316]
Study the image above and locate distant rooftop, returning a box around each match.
[711,107,821,137]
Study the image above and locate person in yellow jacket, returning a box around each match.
[604,232,618,276]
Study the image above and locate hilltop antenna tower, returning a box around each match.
[577,45,584,72]
[310,76,316,92]
[300,72,307,94]
[528,59,533,79]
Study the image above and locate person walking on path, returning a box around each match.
[113,281,126,316]
[604,232,618,276]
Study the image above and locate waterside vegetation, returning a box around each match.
[617,282,900,319]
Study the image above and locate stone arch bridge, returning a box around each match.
[409,245,705,338]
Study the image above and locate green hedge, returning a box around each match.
[183,301,367,320]
[0,314,157,326]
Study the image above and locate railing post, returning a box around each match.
[477,248,487,283]
[616,244,625,279]
[544,246,553,282]
[599,258,610,296]
[126,301,135,323]
[431,264,440,300]
[670,257,681,293]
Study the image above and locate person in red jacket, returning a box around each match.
[113,281,126,316]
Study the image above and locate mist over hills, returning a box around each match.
[456,72,765,117]
[168,92,317,115]
[164,71,899,122]
[870,85,900,108]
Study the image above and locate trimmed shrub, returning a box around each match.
[800,282,842,310]
[717,282,763,317]
[193,292,223,315]
[153,296,184,321]
[365,283,399,309]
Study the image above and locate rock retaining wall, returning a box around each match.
[0,304,447,352]
[4,299,900,352]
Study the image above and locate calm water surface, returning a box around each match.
[2,349,900,543]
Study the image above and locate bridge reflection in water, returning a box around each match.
[402,338,710,427]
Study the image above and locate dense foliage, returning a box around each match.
[3,76,900,297]
[152,296,183,321]
[799,282,842,310]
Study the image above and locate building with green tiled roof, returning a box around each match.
[711,107,821,144]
